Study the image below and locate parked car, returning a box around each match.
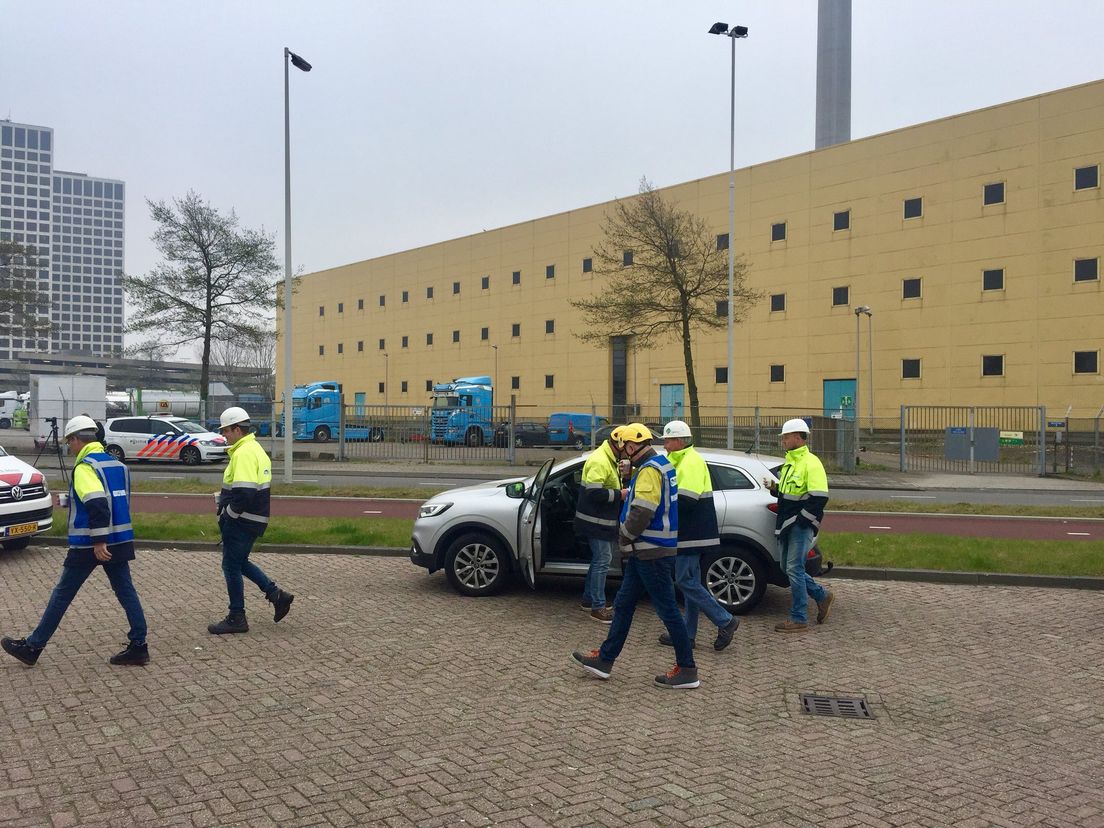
[547,412,611,450]
[103,415,227,465]
[0,444,52,551]
[409,448,826,615]
[493,421,550,448]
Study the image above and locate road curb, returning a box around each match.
[827,565,1104,591]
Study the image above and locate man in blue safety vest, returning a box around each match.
[2,415,149,667]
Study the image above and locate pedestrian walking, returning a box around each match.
[658,420,740,651]
[763,418,835,633]
[572,423,699,689]
[207,407,294,635]
[573,424,626,623]
[1,415,149,667]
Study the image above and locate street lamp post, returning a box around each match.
[709,21,749,450]
[282,47,311,484]
[853,305,871,460]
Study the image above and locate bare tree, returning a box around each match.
[210,327,277,398]
[570,178,761,431]
[123,191,283,402]
[0,239,51,343]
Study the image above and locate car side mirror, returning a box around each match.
[505,481,526,499]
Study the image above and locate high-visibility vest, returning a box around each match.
[68,451,134,548]
[774,444,830,535]
[573,440,623,540]
[219,432,272,536]
[619,453,678,552]
[667,445,720,555]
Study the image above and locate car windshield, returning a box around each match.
[173,420,209,434]
[0,446,7,457]
[432,395,459,409]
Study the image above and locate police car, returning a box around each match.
[103,415,227,465]
[0,444,52,551]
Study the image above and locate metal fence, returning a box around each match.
[900,406,1046,475]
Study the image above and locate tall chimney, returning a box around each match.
[815,0,852,149]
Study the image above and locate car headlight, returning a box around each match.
[418,502,452,518]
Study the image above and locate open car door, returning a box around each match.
[516,458,554,589]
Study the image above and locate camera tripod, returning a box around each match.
[33,417,70,489]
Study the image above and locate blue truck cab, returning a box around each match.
[547,411,610,450]
[430,376,494,446]
[293,381,381,443]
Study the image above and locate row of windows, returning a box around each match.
[320,321,559,354]
[0,126,52,151]
[360,375,555,395]
[320,269,555,315]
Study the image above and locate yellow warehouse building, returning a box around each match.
[278,79,1104,422]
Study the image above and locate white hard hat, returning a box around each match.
[780,418,811,436]
[219,406,251,429]
[662,420,692,439]
[64,414,99,439]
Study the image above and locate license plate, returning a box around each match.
[4,522,38,537]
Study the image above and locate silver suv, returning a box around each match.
[410,449,826,615]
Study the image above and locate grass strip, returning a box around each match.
[832,499,1104,519]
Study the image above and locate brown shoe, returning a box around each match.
[816,590,835,625]
[590,607,614,624]
[774,620,808,633]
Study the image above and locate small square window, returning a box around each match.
[623,250,633,266]
[983,182,1005,205]
[452,329,460,343]
[771,222,786,242]
[770,293,786,312]
[982,355,1004,377]
[357,340,364,352]
[401,380,408,393]
[401,335,408,348]
[1075,165,1099,190]
[717,233,729,251]
[337,302,344,314]
[379,295,386,307]
[832,286,849,306]
[378,338,385,350]
[427,286,434,299]
[769,364,785,383]
[545,319,554,334]
[426,380,433,392]
[481,275,489,289]
[1074,351,1099,374]
[902,277,922,299]
[453,281,460,295]
[357,298,364,310]
[983,268,1005,291]
[715,366,728,384]
[512,270,521,285]
[481,327,489,341]
[1074,258,1099,282]
[426,332,433,345]
[511,376,520,390]
[318,345,325,356]
[546,264,555,279]
[833,210,850,231]
[903,197,923,219]
[902,358,921,379]
[512,323,520,337]
[337,342,344,354]
[318,305,325,317]
[402,290,408,303]
[378,382,385,394]
[582,257,592,273]
[716,300,728,317]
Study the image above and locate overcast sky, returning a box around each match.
[5,0,1104,356]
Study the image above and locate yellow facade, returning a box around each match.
[279,80,1104,418]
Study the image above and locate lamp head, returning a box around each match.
[288,51,312,72]
[854,305,871,316]
[708,22,728,35]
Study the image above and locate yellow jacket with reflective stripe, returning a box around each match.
[220,432,272,536]
[667,445,720,555]
[573,440,623,540]
[774,444,829,535]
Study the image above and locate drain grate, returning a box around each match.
[800,693,875,719]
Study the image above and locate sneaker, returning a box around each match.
[581,600,611,612]
[207,612,249,635]
[109,642,150,666]
[654,665,700,689]
[713,616,741,651]
[590,607,614,624]
[816,590,835,625]
[268,588,295,623]
[774,620,809,633]
[571,649,613,680]
[657,632,695,648]
[1,636,42,667]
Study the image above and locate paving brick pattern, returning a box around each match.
[1,545,1102,827]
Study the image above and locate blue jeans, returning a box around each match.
[779,525,826,624]
[583,537,614,608]
[675,552,733,639]
[27,560,147,649]
[600,556,695,669]
[221,521,275,613]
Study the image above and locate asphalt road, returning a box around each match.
[124,494,1104,540]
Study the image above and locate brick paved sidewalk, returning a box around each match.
[1,546,1102,827]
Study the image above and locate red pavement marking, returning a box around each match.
[829,512,1100,541]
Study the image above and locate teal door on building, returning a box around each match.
[660,384,684,422]
[354,392,366,416]
[822,379,856,418]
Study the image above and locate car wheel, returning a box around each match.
[105,444,126,463]
[465,428,483,448]
[514,436,525,448]
[0,417,10,429]
[314,425,331,443]
[1,537,31,551]
[573,436,585,450]
[703,546,767,615]
[444,532,511,597]
[180,445,202,466]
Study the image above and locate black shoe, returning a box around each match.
[714,616,740,651]
[654,665,700,689]
[1,636,42,666]
[109,642,149,666]
[207,612,249,635]
[658,632,695,649]
[571,649,613,680]
[268,588,294,623]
